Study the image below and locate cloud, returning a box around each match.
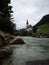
[11,0,49,29]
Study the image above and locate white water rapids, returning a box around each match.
[3,37,49,65]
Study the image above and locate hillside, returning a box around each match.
[35,14,49,27]
[32,14,49,37]
[33,14,49,33]
[37,23,49,33]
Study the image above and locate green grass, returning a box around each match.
[37,23,49,33]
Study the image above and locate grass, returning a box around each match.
[37,23,49,33]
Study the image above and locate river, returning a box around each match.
[3,37,49,65]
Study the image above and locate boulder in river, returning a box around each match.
[10,38,25,45]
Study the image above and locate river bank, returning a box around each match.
[32,33,49,38]
[26,59,49,65]
[0,46,13,65]
[0,31,25,64]
[0,31,49,65]
[2,58,49,65]
[0,31,14,64]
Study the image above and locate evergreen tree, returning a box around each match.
[0,0,16,35]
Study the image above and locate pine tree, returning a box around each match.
[0,0,16,35]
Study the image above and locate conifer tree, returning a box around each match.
[0,0,16,34]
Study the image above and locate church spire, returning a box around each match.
[26,20,29,28]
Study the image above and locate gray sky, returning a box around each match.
[11,0,49,29]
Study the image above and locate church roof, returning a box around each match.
[27,24,33,29]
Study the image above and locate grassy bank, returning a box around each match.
[32,23,49,37]
[37,23,49,33]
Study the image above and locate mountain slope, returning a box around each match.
[37,23,49,33]
[33,14,49,33]
[36,14,49,27]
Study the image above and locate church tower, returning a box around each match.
[26,20,29,28]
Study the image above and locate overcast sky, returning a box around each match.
[11,0,49,29]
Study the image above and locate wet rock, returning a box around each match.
[26,59,49,65]
[33,33,49,38]
[0,35,6,47]
[10,38,25,45]
[0,48,12,59]
[40,33,49,38]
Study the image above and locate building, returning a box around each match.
[26,20,33,32]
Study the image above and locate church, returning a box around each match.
[26,20,33,32]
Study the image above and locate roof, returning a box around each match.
[27,25,33,29]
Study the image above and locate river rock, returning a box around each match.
[0,48,12,59]
[40,33,49,38]
[0,34,6,47]
[26,59,49,65]
[33,33,49,38]
[10,38,25,45]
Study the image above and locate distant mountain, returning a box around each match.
[35,14,49,27]
[32,14,49,33]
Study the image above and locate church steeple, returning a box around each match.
[26,20,29,28]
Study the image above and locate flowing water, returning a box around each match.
[3,37,49,65]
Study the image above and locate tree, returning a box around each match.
[19,29,28,36]
[0,0,16,35]
[33,26,37,33]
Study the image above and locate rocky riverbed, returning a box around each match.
[0,31,49,65]
[33,33,49,38]
[26,59,49,65]
[0,46,13,65]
